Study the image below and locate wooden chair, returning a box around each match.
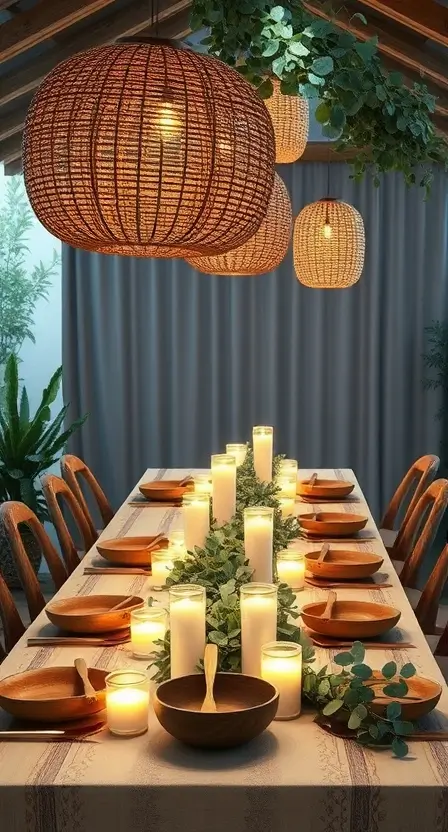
[42,474,97,575]
[393,479,448,586]
[404,542,448,635]
[380,454,440,551]
[0,502,68,622]
[0,572,26,657]
[61,454,113,541]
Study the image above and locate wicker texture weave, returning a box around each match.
[186,174,292,276]
[265,79,309,164]
[293,198,365,288]
[23,40,276,257]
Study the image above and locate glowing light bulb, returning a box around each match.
[156,100,182,139]
[323,223,332,240]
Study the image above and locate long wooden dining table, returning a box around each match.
[0,468,447,832]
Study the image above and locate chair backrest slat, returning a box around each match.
[0,572,25,655]
[381,454,440,533]
[61,454,113,539]
[415,543,448,634]
[42,474,97,574]
[396,479,448,589]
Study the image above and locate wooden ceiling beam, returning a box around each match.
[0,95,33,141]
[356,0,448,48]
[0,0,191,107]
[300,142,360,162]
[0,133,22,163]
[3,158,22,176]
[303,1,448,92]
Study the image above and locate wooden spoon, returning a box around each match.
[318,543,330,563]
[179,475,193,487]
[144,533,164,551]
[321,590,337,620]
[308,473,318,487]
[74,657,97,703]
[110,596,136,612]
[201,643,218,713]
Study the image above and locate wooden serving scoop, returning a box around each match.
[201,643,218,713]
[318,543,330,563]
[145,533,164,551]
[321,590,337,620]
[110,596,135,612]
[179,474,193,487]
[308,473,318,487]
[74,657,97,703]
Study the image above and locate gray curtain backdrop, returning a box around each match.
[62,162,448,519]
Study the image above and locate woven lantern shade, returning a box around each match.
[185,173,292,276]
[293,198,365,288]
[23,39,275,257]
[264,79,309,164]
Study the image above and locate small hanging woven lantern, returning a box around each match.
[264,79,309,164]
[185,173,292,276]
[293,198,365,288]
[23,39,275,257]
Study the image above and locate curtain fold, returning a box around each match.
[62,162,448,518]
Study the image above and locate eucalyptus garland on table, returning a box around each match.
[190,0,448,193]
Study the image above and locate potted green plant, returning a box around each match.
[0,353,86,587]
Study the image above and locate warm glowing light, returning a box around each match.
[156,101,182,139]
[323,223,332,240]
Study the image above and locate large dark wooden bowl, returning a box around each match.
[368,672,442,720]
[305,549,383,580]
[46,595,144,633]
[139,480,194,502]
[153,673,279,749]
[301,599,401,639]
[297,478,355,499]
[299,512,368,537]
[96,536,168,567]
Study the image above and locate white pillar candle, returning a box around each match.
[253,426,273,482]
[261,642,302,719]
[244,507,274,583]
[279,497,295,518]
[193,472,213,496]
[240,583,278,677]
[276,475,297,500]
[278,459,298,480]
[211,453,236,525]
[276,549,305,590]
[183,493,210,552]
[106,670,150,736]
[131,607,167,657]
[169,584,206,679]
[226,443,247,467]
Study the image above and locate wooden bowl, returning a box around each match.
[46,595,144,634]
[153,673,279,749]
[139,480,194,502]
[301,599,401,639]
[299,512,368,537]
[305,549,383,580]
[96,536,168,567]
[368,672,442,720]
[0,666,107,723]
[297,478,355,499]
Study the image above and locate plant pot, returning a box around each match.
[0,524,42,589]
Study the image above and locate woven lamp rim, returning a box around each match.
[116,36,188,49]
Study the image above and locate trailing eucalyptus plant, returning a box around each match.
[190,1,448,193]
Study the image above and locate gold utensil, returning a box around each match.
[83,567,151,576]
[318,543,330,563]
[74,658,98,703]
[321,591,337,620]
[109,596,135,612]
[308,473,318,487]
[178,475,194,487]
[201,644,218,713]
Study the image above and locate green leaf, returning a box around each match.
[354,39,377,63]
[298,83,320,99]
[383,681,408,698]
[8,469,24,479]
[330,105,346,130]
[334,651,354,667]
[272,56,286,77]
[311,56,334,77]
[270,5,285,22]
[393,720,414,736]
[375,84,387,102]
[351,11,367,24]
[262,40,280,57]
[400,663,416,679]
[257,78,274,99]
[308,72,325,87]
[349,642,365,663]
[315,102,330,124]
[289,41,310,57]
[369,724,379,739]
[208,631,228,647]
[382,661,397,680]
[348,711,362,730]
[388,71,402,87]
[344,688,360,706]
[322,699,344,716]
[318,678,331,696]
[392,737,408,758]
[386,701,401,721]
[352,664,372,681]
[19,387,30,429]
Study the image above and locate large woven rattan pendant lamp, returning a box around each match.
[293,197,365,288]
[185,173,292,276]
[264,79,309,164]
[23,38,276,257]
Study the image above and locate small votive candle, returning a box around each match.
[183,492,210,552]
[253,426,273,482]
[226,443,247,467]
[278,459,298,479]
[131,606,167,658]
[169,584,206,678]
[193,472,213,496]
[211,454,236,525]
[279,497,295,518]
[261,642,302,719]
[276,549,305,590]
[106,670,150,736]
[244,507,274,583]
[276,474,297,500]
[167,530,187,559]
[150,550,174,589]
[240,583,278,677]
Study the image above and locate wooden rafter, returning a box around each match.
[0,95,33,142]
[0,0,191,108]
[300,142,359,162]
[0,133,22,163]
[3,158,22,176]
[356,0,448,48]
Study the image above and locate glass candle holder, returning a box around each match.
[279,496,295,518]
[244,507,274,583]
[106,670,150,736]
[278,458,298,479]
[183,492,210,552]
[193,472,213,496]
[276,474,297,500]
[150,550,175,590]
[131,606,167,658]
[169,584,206,678]
[253,426,273,482]
[226,443,247,467]
[240,583,277,677]
[211,453,236,525]
[261,642,302,720]
[168,529,185,548]
[276,549,305,590]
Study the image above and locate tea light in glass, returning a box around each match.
[106,670,150,736]
[169,584,206,678]
[193,472,213,496]
[276,549,305,590]
[226,443,247,467]
[261,642,302,719]
[253,426,273,482]
[131,606,167,658]
[183,492,210,552]
[244,506,274,583]
[150,550,174,590]
[276,474,297,500]
[279,497,295,518]
[211,453,236,525]
[278,459,298,480]
[167,529,187,558]
[240,583,277,677]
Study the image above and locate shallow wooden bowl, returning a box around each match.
[96,536,168,567]
[46,595,144,634]
[299,512,368,537]
[297,479,355,499]
[301,599,401,639]
[153,673,279,749]
[139,480,194,502]
[305,549,383,580]
[0,666,108,723]
[368,672,442,720]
